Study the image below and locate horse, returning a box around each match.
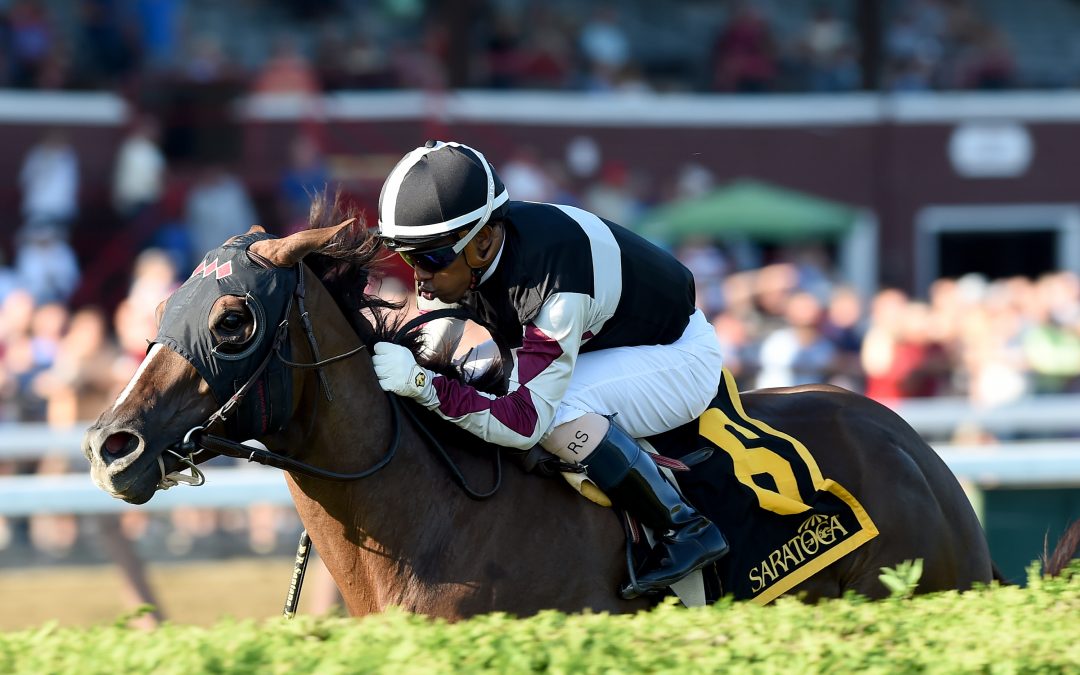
[82,197,1077,620]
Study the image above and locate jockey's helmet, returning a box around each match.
[377,141,509,265]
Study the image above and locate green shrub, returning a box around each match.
[2,564,1078,674]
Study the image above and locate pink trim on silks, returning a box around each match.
[582,331,594,340]
[517,324,563,385]
[432,376,540,438]
[651,454,690,472]
[625,511,641,544]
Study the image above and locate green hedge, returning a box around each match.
[2,566,1078,674]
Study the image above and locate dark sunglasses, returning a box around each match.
[398,244,462,273]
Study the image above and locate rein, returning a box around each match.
[163,270,502,500]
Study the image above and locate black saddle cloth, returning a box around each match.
[642,370,879,604]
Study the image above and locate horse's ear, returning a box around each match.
[248,219,355,267]
[247,224,266,234]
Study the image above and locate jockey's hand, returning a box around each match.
[372,342,435,402]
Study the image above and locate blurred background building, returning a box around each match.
[1,0,1079,624]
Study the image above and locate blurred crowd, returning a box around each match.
[0,0,1046,95]
[3,98,1080,562]
[0,0,1076,564]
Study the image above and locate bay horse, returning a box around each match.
[82,198,1075,619]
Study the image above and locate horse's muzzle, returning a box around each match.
[83,426,159,503]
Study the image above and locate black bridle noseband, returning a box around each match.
[159,258,501,501]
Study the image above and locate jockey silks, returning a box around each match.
[463,201,697,352]
[152,231,295,438]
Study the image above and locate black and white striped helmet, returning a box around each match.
[378,140,509,253]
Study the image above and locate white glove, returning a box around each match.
[372,342,435,403]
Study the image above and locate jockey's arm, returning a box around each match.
[378,293,590,450]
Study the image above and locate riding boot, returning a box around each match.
[581,421,729,599]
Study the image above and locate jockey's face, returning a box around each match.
[412,223,501,304]
[413,249,472,304]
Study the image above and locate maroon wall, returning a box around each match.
[241,114,1079,290]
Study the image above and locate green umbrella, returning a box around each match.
[636,179,857,244]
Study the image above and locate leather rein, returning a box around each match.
[163,265,501,501]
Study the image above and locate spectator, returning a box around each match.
[278,133,329,235]
[134,0,182,71]
[314,26,392,90]
[13,224,80,305]
[18,130,79,237]
[484,13,526,89]
[712,311,753,380]
[864,298,952,401]
[390,22,448,90]
[0,250,20,304]
[251,35,321,95]
[958,24,1014,90]
[961,289,1027,408]
[675,236,728,319]
[885,10,941,91]
[184,165,258,265]
[500,146,556,203]
[28,306,119,558]
[9,0,54,88]
[7,301,67,423]
[0,289,37,422]
[820,285,866,389]
[181,33,230,84]
[674,162,715,200]
[74,0,138,87]
[518,5,573,89]
[709,4,777,92]
[1022,273,1080,394]
[112,115,166,221]
[796,5,859,92]
[582,160,642,225]
[578,6,631,91]
[755,290,836,389]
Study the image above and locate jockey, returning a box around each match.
[372,140,729,597]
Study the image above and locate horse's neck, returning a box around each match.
[275,272,477,596]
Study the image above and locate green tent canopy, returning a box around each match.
[636,179,858,244]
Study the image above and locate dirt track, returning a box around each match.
[1,557,338,630]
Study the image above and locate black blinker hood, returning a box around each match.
[152,231,295,438]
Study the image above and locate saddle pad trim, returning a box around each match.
[751,479,879,605]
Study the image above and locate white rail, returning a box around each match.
[0,469,292,516]
[890,395,1080,437]
[6,395,1080,461]
[0,441,1077,516]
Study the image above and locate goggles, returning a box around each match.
[393,218,488,273]
[398,244,462,273]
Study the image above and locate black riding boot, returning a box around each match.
[582,421,729,599]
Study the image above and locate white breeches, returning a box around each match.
[461,309,723,441]
[544,309,723,439]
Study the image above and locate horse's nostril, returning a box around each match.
[104,432,136,456]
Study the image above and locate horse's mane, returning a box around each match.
[299,191,506,394]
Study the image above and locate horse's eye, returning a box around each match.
[219,312,244,332]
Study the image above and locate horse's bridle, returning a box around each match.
[158,256,501,501]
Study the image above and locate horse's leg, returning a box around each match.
[95,514,164,628]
